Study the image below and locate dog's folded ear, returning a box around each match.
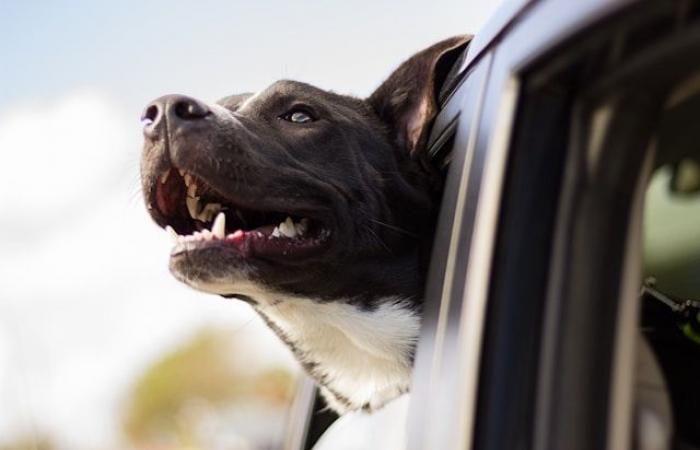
[368,35,472,159]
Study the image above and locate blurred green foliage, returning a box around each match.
[122,327,294,447]
[0,436,54,450]
[644,166,700,298]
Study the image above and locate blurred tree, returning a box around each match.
[0,435,54,450]
[122,327,294,449]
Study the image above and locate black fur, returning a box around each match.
[141,36,471,410]
[142,36,469,306]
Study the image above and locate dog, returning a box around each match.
[140,35,471,413]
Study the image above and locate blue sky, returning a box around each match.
[0,1,502,447]
[1,0,498,108]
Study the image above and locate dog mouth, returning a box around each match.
[151,168,331,261]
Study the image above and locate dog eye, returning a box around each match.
[281,109,315,124]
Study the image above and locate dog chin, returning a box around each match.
[170,262,274,306]
[168,247,255,293]
[168,243,422,413]
[171,247,421,414]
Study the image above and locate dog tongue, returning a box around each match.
[155,169,185,217]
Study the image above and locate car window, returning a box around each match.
[462,2,700,450]
[406,53,496,450]
[640,70,700,448]
[645,166,700,299]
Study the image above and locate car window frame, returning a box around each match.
[412,1,693,450]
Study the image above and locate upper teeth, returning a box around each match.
[211,211,226,239]
[198,202,222,223]
[167,169,314,246]
[272,216,309,238]
[166,225,178,240]
[182,173,223,222]
[186,178,196,194]
[186,196,200,220]
[185,173,200,218]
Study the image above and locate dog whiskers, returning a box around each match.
[367,218,419,238]
[363,226,393,255]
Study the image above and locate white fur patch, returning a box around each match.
[187,277,420,412]
[260,295,419,412]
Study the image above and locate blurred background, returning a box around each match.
[0,1,502,449]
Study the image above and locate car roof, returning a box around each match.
[462,0,533,69]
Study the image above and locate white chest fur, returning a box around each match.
[257,296,420,412]
[189,279,421,413]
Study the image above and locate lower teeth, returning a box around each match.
[167,214,313,245]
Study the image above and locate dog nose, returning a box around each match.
[141,94,210,138]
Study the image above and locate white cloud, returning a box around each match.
[0,91,132,221]
[0,92,296,449]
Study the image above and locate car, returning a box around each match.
[284,0,700,448]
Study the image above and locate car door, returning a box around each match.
[410,1,700,450]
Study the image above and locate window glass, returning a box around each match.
[640,79,700,448]
[644,164,700,298]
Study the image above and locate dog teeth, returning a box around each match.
[167,210,314,253]
[185,185,222,223]
[165,225,179,243]
[187,182,197,198]
[296,218,309,236]
[184,174,204,220]
[272,217,310,239]
[160,171,171,184]
[197,203,222,222]
[165,213,228,250]
[278,217,297,238]
[178,170,224,223]
[186,196,201,219]
[212,212,226,239]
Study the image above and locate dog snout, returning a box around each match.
[141,94,210,138]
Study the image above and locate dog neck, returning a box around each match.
[190,278,420,412]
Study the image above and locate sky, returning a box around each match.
[0,1,503,448]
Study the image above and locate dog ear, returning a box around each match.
[368,35,472,159]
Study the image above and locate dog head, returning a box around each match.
[141,36,469,307]
[141,35,470,412]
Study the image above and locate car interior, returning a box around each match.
[640,70,700,450]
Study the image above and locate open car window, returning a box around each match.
[412,1,700,449]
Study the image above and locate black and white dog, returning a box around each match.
[141,36,470,413]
